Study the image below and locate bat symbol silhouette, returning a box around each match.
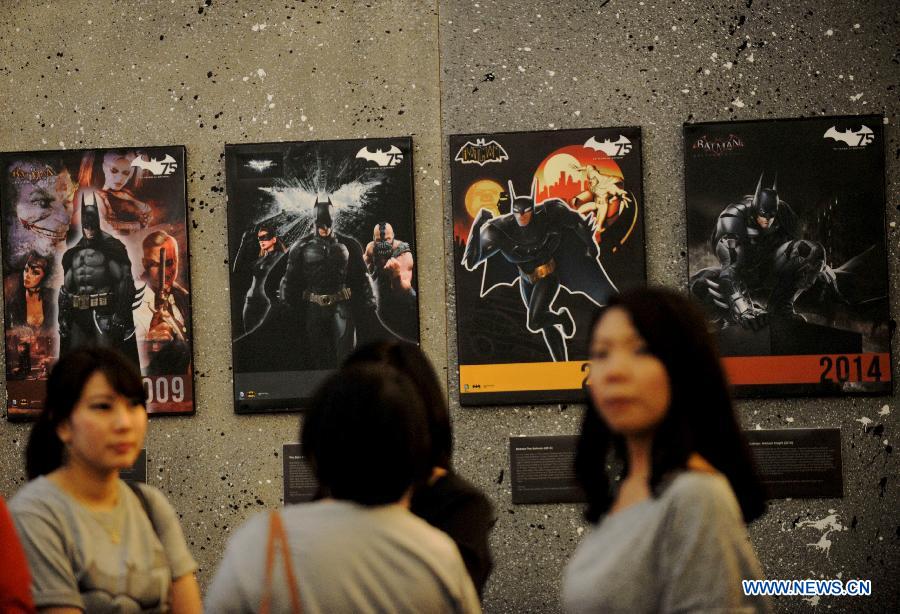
[356,145,403,167]
[824,126,874,147]
[584,135,632,157]
[131,154,178,175]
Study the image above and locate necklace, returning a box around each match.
[89,496,124,544]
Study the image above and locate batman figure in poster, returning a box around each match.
[462,179,616,361]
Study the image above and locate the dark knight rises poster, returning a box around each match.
[225,138,419,413]
[450,128,646,405]
[1,146,196,419]
[684,115,891,397]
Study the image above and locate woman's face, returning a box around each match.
[102,155,135,191]
[257,230,277,253]
[588,307,671,437]
[23,262,47,289]
[56,371,147,475]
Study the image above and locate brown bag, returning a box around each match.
[259,510,303,614]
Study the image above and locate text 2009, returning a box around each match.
[142,376,186,404]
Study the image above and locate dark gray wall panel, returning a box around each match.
[440,1,899,612]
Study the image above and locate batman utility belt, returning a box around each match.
[522,259,557,284]
[71,292,114,309]
[303,287,352,306]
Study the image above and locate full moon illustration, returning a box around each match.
[537,153,582,188]
[464,179,504,219]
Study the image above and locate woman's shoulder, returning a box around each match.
[124,480,167,504]
[8,477,76,535]
[659,471,743,523]
[9,476,63,513]
[122,481,181,523]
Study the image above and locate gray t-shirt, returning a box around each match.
[9,476,197,613]
[562,472,771,614]
[206,499,482,614]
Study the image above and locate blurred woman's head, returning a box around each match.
[575,287,765,523]
[26,347,147,480]
[301,363,432,505]
[344,341,453,470]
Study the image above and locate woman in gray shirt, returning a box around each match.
[10,347,201,614]
[562,288,770,613]
[206,363,480,613]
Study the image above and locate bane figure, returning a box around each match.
[58,193,141,364]
[462,180,616,362]
[279,197,377,367]
[690,174,833,329]
[364,222,416,340]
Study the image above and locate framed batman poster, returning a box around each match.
[225,138,419,413]
[1,146,196,420]
[450,127,646,405]
[684,115,891,397]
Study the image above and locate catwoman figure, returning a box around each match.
[690,174,833,329]
[278,197,377,367]
[462,180,616,361]
[232,224,287,333]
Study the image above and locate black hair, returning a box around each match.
[25,347,146,480]
[574,286,766,524]
[344,341,453,470]
[300,363,431,505]
[23,250,52,275]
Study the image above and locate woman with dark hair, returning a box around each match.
[232,224,288,333]
[345,341,496,596]
[206,363,481,613]
[562,287,770,613]
[4,250,56,332]
[9,347,201,613]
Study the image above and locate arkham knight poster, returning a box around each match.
[450,127,646,405]
[684,115,891,397]
[225,138,419,413]
[1,146,196,419]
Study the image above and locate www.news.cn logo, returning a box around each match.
[742,579,871,597]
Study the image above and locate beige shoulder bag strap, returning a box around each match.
[259,510,303,614]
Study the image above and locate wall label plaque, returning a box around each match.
[509,435,585,504]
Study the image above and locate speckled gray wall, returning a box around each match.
[1,0,898,613]
[0,0,444,593]
[440,1,899,613]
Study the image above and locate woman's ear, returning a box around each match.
[56,420,72,445]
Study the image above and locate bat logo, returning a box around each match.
[131,154,178,176]
[584,135,632,158]
[246,159,275,172]
[356,145,404,167]
[824,125,874,148]
[454,139,509,165]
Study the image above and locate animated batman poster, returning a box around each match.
[1,146,196,419]
[684,115,891,397]
[225,138,419,413]
[450,128,646,405]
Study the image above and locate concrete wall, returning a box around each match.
[2,1,898,612]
